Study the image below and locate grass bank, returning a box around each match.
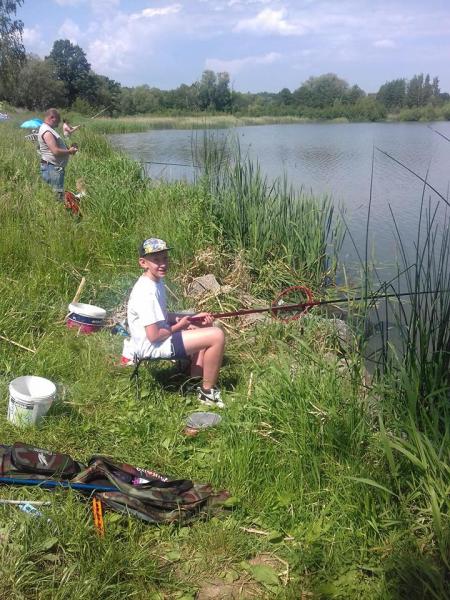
[4,109,315,135]
[0,123,448,598]
[85,115,314,135]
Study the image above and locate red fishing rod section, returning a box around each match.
[190,285,314,323]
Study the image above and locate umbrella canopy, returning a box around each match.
[20,118,43,129]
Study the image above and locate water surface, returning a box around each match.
[109,122,450,270]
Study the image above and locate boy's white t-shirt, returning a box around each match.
[122,275,174,360]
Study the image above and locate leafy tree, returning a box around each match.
[129,85,161,113]
[214,72,231,111]
[406,73,425,107]
[230,90,252,114]
[13,54,67,109]
[422,73,433,105]
[167,83,199,111]
[80,72,121,113]
[0,0,26,99]
[376,78,406,109]
[352,96,386,121]
[198,70,216,110]
[71,97,93,115]
[47,39,90,105]
[432,77,440,98]
[293,74,349,109]
[119,87,137,115]
[344,84,365,104]
[277,87,293,106]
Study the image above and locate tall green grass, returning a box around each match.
[195,131,344,291]
[340,149,450,596]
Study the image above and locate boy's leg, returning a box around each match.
[181,327,225,390]
[190,349,205,377]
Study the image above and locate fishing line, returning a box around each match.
[142,160,201,168]
[427,125,450,144]
[375,147,450,208]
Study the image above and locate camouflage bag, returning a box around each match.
[0,442,84,480]
[0,444,229,524]
[72,455,229,524]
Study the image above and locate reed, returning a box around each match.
[84,114,313,135]
[337,146,450,594]
[195,131,344,290]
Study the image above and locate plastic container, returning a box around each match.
[67,302,106,334]
[8,376,57,427]
[185,412,222,430]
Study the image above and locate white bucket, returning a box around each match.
[8,376,57,427]
[68,302,106,320]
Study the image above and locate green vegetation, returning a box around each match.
[197,132,343,284]
[0,123,448,598]
[85,114,314,135]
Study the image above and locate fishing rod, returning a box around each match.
[189,285,447,323]
[0,476,117,493]
[375,147,450,208]
[90,105,111,120]
[142,160,200,168]
[427,125,450,144]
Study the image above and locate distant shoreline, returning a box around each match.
[85,113,450,135]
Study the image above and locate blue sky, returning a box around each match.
[18,0,450,93]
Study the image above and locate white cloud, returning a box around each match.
[234,8,306,36]
[206,51,281,75]
[84,1,201,78]
[227,0,272,6]
[85,6,184,76]
[87,0,119,14]
[89,37,132,73]
[373,39,396,48]
[22,26,42,46]
[58,19,81,43]
[128,4,182,22]
[141,5,182,18]
[22,26,48,56]
[53,0,85,6]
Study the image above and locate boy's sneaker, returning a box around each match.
[120,356,134,366]
[197,386,225,409]
[179,376,202,397]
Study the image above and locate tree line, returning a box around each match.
[1,2,449,121]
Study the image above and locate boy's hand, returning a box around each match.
[174,315,193,330]
[188,312,213,327]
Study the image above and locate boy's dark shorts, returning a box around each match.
[170,331,187,359]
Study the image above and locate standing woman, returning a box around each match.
[38,109,78,201]
[63,119,80,137]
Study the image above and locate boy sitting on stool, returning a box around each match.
[122,238,226,408]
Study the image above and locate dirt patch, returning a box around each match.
[196,554,288,600]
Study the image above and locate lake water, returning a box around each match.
[109,122,450,272]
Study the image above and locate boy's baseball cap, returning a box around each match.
[139,238,172,257]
